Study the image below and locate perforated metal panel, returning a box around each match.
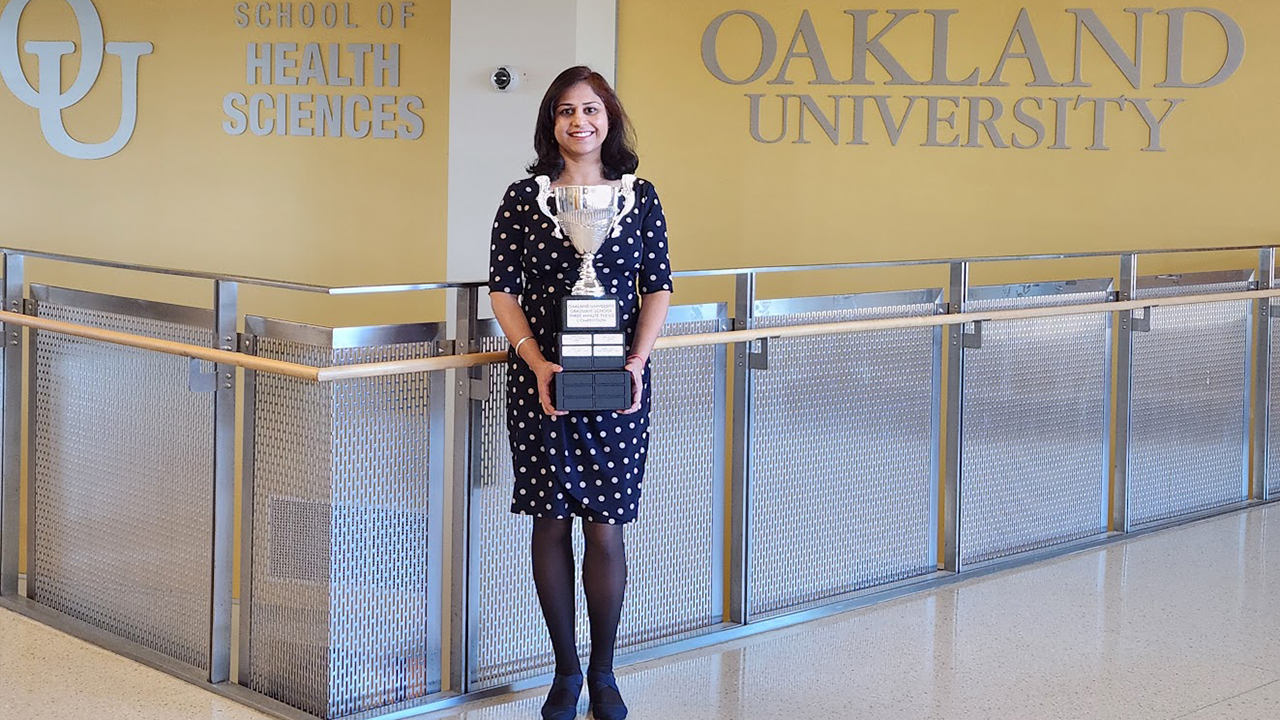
[1268,310,1280,499]
[29,288,214,672]
[1128,274,1251,527]
[958,281,1112,566]
[472,330,540,687]
[627,310,724,647]
[245,321,442,718]
[747,291,941,618]
[471,305,726,690]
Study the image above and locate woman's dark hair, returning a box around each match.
[527,66,639,180]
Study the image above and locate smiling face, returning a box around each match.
[553,81,610,163]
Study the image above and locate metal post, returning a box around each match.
[23,282,35,599]
[426,337,448,695]
[1254,249,1275,501]
[928,297,945,571]
[209,280,238,684]
[710,314,730,620]
[728,272,755,624]
[1112,254,1138,533]
[236,332,258,686]
[0,253,23,596]
[942,262,968,572]
[451,286,478,692]
[1242,270,1257,505]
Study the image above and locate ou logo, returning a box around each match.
[0,0,152,160]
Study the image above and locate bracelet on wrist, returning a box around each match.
[626,354,647,364]
[514,335,535,358]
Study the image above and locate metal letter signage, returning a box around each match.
[703,6,1247,152]
[0,0,153,160]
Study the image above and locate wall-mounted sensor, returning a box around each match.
[491,66,521,92]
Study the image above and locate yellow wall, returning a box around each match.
[619,0,1278,299]
[0,0,451,324]
[2,0,451,585]
[618,0,1277,576]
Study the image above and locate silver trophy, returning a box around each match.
[554,185,621,297]
[538,181,637,410]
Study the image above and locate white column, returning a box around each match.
[446,0,619,290]
[576,0,618,84]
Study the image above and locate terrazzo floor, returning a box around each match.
[4,505,1280,720]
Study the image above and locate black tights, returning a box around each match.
[531,517,627,677]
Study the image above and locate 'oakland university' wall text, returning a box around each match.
[701,8,1245,151]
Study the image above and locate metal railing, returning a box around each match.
[0,244,1276,719]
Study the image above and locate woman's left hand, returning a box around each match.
[618,355,646,414]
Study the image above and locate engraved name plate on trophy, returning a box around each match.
[546,183,634,411]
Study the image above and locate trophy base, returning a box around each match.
[555,370,632,412]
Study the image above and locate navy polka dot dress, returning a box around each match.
[488,175,673,525]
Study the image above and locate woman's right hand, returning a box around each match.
[532,359,568,417]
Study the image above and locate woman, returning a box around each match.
[487,67,672,720]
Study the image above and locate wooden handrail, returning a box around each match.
[3,287,1275,383]
[316,288,1276,379]
[0,310,320,381]
[314,351,512,382]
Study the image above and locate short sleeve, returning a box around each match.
[488,183,525,296]
[638,182,673,295]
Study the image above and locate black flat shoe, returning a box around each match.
[541,672,583,720]
[587,670,627,720]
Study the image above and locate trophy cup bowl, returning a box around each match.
[554,185,619,297]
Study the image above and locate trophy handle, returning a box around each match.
[535,175,564,239]
[611,174,637,239]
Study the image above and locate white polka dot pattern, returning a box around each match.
[471,312,724,688]
[487,177,673,524]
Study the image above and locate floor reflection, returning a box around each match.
[6,506,1280,720]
